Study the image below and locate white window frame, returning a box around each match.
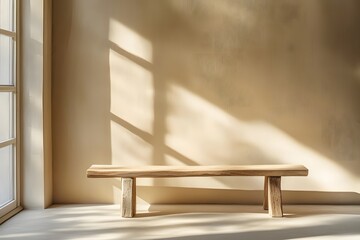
[0,0,22,223]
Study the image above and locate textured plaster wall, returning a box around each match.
[52,0,360,204]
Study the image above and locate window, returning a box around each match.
[0,0,20,220]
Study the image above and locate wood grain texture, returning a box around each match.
[121,178,136,218]
[87,165,308,178]
[268,176,283,217]
[263,176,269,210]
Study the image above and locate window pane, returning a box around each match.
[0,92,13,142]
[0,34,14,85]
[0,0,14,31]
[0,145,14,207]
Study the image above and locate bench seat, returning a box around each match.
[87,164,308,178]
[87,164,308,218]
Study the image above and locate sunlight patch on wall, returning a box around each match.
[109,45,154,188]
[109,49,154,133]
[110,120,153,166]
[108,20,156,191]
[166,84,359,192]
[109,19,152,62]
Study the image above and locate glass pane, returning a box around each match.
[0,34,14,85]
[0,0,14,31]
[0,92,13,142]
[0,145,14,207]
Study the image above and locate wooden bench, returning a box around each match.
[87,164,308,218]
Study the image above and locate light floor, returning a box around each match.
[0,204,360,240]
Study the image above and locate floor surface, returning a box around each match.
[0,204,360,240]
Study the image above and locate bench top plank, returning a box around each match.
[87,164,308,178]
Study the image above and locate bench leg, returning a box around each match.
[121,177,136,218]
[267,176,283,217]
[263,176,268,210]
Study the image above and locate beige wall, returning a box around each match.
[52,0,360,204]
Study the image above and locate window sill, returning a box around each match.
[0,206,23,224]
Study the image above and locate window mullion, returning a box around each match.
[0,138,16,149]
[0,86,16,92]
[0,29,16,39]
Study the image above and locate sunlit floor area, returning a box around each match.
[0,204,360,240]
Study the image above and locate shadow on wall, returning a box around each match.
[52,0,360,204]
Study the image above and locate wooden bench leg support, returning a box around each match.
[121,177,136,218]
[267,176,283,217]
[263,176,268,210]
